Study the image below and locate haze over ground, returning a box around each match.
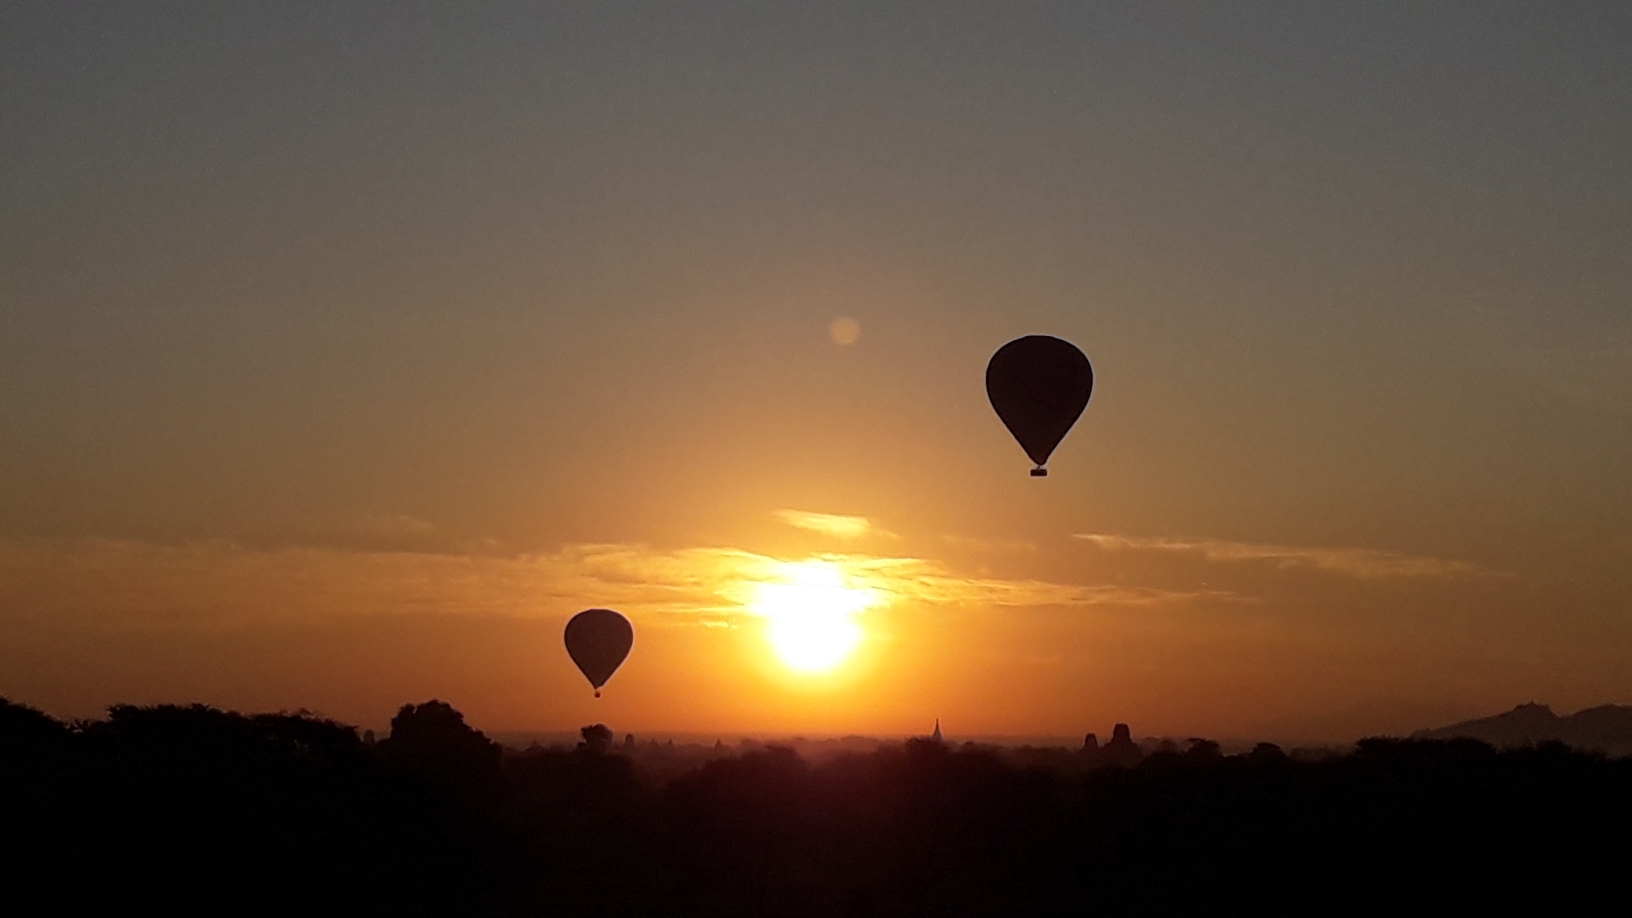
[2,3,1630,741]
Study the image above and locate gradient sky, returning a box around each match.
[3,2,1629,741]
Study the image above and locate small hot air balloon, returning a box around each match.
[564,608,633,698]
[986,335,1094,476]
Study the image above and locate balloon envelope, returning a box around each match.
[985,335,1093,475]
[564,609,633,695]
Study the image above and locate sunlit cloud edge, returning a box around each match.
[774,509,890,540]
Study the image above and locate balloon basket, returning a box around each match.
[1030,468,1048,477]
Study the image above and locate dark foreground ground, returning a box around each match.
[4,698,1630,916]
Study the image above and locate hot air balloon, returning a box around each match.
[564,608,633,698]
[986,335,1093,476]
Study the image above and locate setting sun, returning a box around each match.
[746,560,881,672]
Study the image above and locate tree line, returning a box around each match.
[3,696,1628,915]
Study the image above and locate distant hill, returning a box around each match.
[1413,702,1632,756]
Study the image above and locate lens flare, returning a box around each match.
[829,317,861,345]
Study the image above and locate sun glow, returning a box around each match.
[746,560,881,672]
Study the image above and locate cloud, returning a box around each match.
[775,510,880,540]
[0,538,1202,637]
[0,538,571,630]
[1074,533,1494,580]
[529,545,1191,617]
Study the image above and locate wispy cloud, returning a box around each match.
[775,509,881,540]
[534,544,1194,617]
[1075,533,1494,580]
[0,538,1202,636]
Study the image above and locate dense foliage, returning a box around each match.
[3,697,1628,915]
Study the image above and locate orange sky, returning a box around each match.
[3,5,1630,741]
[3,497,1625,741]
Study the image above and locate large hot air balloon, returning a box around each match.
[564,608,633,698]
[986,335,1093,476]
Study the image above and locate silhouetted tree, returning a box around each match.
[0,696,71,754]
[1249,742,1288,763]
[379,700,505,809]
[6,696,1631,915]
[1185,738,1222,760]
[579,722,614,755]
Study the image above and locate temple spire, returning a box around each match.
[931,718,943,743]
